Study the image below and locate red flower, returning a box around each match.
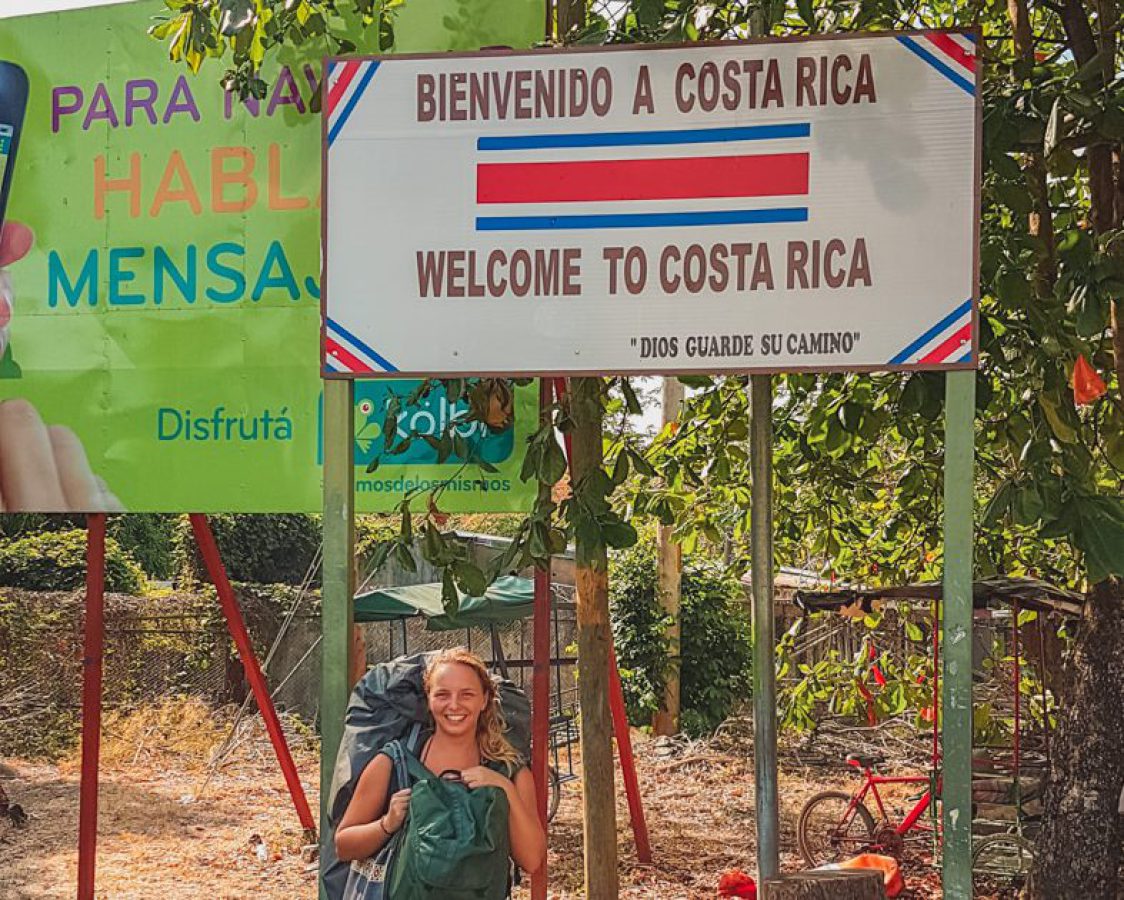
[1073,354,1107,406]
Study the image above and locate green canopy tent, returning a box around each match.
[353,574,535,631]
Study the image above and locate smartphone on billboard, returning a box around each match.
[0,60,29,378]
[0,61,29,231]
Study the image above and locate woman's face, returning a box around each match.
[427,662,488,739]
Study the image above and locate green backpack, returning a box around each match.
[385,747,513,900]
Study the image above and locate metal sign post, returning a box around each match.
[750,374,779,880]
[319,378,355,900]
[941,369,976,897]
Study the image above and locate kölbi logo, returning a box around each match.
[318,380,514,468]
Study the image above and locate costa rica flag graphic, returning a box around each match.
[472,122,812,232]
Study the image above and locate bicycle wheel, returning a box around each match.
[972,832,1035,889]
[547,766,561,823]
[797,790,877,867]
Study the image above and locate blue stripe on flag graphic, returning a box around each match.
[889,298,973,365]
[328,318,398,372]
[328,62,380,147]
[953,347,974,364]
[476,207,809,232]
[896,36,974,96]
[477,123,810,152]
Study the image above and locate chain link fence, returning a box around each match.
[0,587,321,759]
[1,575,573,762]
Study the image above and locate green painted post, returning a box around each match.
[750,373,779,881]
[746,8,778,879]
[320,377,355,898]
[942,369,975,899]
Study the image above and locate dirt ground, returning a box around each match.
[0,705,992,899]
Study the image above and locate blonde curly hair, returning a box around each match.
[423,648,522,769]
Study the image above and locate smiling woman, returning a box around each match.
[335,648,545,899]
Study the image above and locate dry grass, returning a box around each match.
[62,698,228,775]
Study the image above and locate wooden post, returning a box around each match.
[568,375,618,899]
[320,377,355,899]
[531,378,554,900]
[941,369,975,898]
[762,870,886,900]
[653,376,683,736]
[556,0,585,41]
[77,514,106,900]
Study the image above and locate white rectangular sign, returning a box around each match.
[323,33,979,377]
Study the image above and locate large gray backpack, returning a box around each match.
[320,651,531,899]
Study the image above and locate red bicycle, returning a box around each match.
[797,752,940,867]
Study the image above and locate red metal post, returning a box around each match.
[1037,618,1050,758]
[553,377,652,864]
[932,598,940,770]
[189,514,317,837]
[531,379,554,900]
[1012,600,1021,779]
[77,514,106,900]
[608,643,652,863]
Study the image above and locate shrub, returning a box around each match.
[108,515,177,580]
[0,530,145,593]
[0,514,178,580]
[610,543,752,736]
[173,514,321,586]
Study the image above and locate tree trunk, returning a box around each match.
[556,0,585,42]
[653,377,684,737]
[761,871,885,900]
[569,376,619,900]
[1025,578,1124,899]
[1007,0,1056,297]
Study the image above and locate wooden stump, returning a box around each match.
[761,870,886,900]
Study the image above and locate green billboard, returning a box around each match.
[0,0,542,513]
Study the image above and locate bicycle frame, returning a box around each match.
[847,764,943,838]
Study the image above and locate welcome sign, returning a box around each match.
[324,34,980,377]
[0,0,542,512]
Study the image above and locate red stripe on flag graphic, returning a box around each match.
[920,323,971,364]
[926,33,976,72]
[477,153,809,204]
[328,61,361,115]
[325,336,374,374]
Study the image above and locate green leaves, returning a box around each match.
[150,0,408,98]
[1071,495,1124,582]
[520,426,568,486]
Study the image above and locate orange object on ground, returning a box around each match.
[1073,354,1107,405]
[837,854,905,897]
[717,869,757,898]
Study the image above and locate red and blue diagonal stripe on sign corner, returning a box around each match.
[890,298,973,366]
[897,32,976,96]
[327,59,380,146]
[325,318,397,375]
[475,123,812,231]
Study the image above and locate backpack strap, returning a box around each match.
[399,746,437,784]
[381,740,411,793]
[403,721,424,754]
